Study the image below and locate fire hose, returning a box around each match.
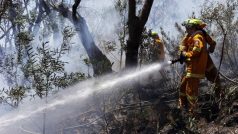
[169,55,238,85]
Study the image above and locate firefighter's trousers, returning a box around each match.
[179,77,200,114]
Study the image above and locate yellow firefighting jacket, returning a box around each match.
[155,38,165,61]
[179,31,208,79]
[151,37,165,62]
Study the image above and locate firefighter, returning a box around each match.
[149,31,165,62]
[178,18,208,115]
[179,22,222,99]
[146,31,166,81]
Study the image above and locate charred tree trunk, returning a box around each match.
[126,0,154,67]
[50,2,112,76]
[70,1,112,75]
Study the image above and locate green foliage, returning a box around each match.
[1,54,16,84]
[0,27,86,106]
[16,31,34,64]
[29,10,37,22]
[100,40,117,53]
[0,0,10,17]
[138,29,155,64]
[115,0,127,14]
[0,86,27,107]
[53,72,85,88]
[9,2,28,30]
[201,0,238,73]
[83,58,90,66]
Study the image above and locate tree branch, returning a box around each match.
[72,0,81,18]
[0,25,13,39]
[140,0,154,26]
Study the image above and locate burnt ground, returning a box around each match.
[59,76,238,134]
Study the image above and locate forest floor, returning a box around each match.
[149,79,238,134]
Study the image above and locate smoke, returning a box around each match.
[147,0,214,34]
[0,0,229,133]
[0,62,170,134]
[78,0,121,71]
[147,0,227,36]
[48,0,215,72]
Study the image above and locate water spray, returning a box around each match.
[0,62,171,133]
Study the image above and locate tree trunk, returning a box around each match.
[54,3,112,76]
[126,0,154,67]
[126,18,143,67]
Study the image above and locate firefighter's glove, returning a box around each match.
[208,46,215,53]
[179,51,187,64]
